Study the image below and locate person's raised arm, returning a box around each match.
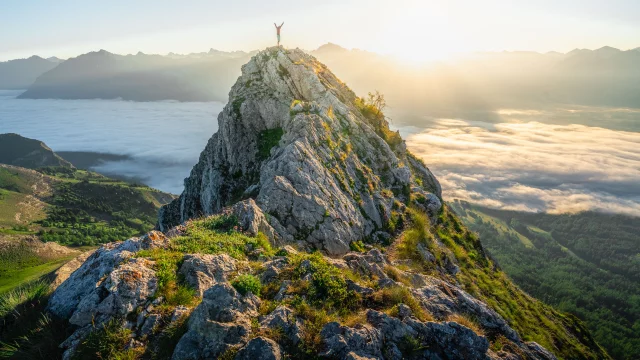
[274,23,277,28]
[280,22,284,27]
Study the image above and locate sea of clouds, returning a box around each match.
[404,116,640,216]
[0,91,221,194]
[1,90,639,216]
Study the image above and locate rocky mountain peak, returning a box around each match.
[158,47,441,255]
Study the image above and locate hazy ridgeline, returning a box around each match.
[3,44,640,118]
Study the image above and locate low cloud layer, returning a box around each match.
[1,93,221,194]
[2,92,639,216]
[405,119,640,216]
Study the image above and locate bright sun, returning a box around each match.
[375,1,470,63]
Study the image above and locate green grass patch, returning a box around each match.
[257,128,284,161]
[135,248,196,307]
[0,256,72,295]
[231,274,261,296]
[72,318,143,360]
[291,252,357,310]
[172,216,273,259]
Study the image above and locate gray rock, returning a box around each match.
[366,309,490,360]
[411,278,519,341]
[179,253,237,296]
[273,280,291,302]
[278,245,298,255]
[346,279,374,296]
[525,342,557,360]
[261,261,282,283]
[50,250,95,289]
[320,321,383,359]
[172,283,260,360]
[411,188,442,222]
[68,257,157,326]
[260,305,303,345]
[343,249,388,279]
[60,325,92,360]
[229,198,277,240]
[235,336,282,360]
[139,313,161,337]
[171,305,190,322]
[48,235,166,320]
[416,243,436,263]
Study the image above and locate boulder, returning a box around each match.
[366,309,490,360]
[69,258,157,326]
[179,253,237,296]
[320,321,383,359]
[411,278,519,341]
[50,250,95,289]
[228,199,277,241]
[47,235,164,321]
[235,336,282,360]
[172,283,260,360]
[343,249,388,279]
[260,306,303,345]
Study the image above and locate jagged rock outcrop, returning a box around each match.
[158,47,441,255]
[235,337,283,360]
[47,235,159,320]
[179,253,237,296]
[172,283,260,359]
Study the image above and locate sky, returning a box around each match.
[1,0,639,62]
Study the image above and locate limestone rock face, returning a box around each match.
[179,253,237,296]
[158,47,441,255]
[69,258,157,327]
[235,337,283,360]
[172,283,260,360]
[50,250,95,289]
[259,305,304,345]
[47,234,165,320]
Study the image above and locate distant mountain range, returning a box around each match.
[17,49,254,102]
[3,44,640,110]
[0,56,60,89]
[312,44,640,118]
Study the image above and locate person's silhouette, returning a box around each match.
[274,22,284,47]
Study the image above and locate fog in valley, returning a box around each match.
[2,77,638,216]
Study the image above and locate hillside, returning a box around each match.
[0,56,60,90]
[0,133,73,169]
[0,137,175,296]
[0,47,611,359]
[451,201,640,359]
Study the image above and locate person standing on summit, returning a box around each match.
[274,22,284,47]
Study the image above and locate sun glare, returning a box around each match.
[376,1,470,63]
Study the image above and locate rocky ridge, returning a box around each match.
[158,46,441,256]
[43,48,608,360]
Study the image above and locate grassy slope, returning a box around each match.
[0,165,174,296]
[0,257,73,294]
[451,201,639,360]
[425,206,607,360]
